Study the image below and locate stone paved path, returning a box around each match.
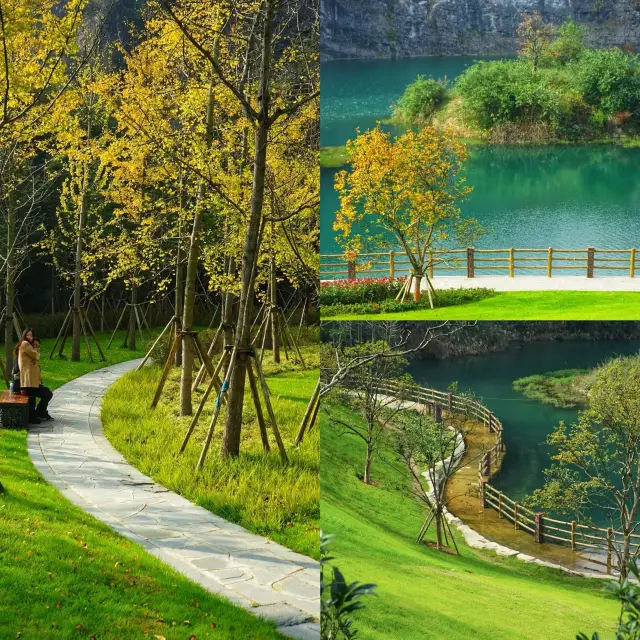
[27,360,319,640]
[425,275,640,291]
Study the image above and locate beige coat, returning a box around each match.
[19,340,41,389]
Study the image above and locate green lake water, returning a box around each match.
[321,57,640,259]
[408,339,640,527]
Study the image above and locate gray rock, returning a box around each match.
[321,0,640,59]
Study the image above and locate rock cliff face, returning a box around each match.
[321,0,640,59]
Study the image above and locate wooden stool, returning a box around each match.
[0,390,29,428]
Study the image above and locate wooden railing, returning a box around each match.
[372,379,639,569]
[320,247,640,280]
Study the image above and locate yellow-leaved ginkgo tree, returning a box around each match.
[334,125,485,306]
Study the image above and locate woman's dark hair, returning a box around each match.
[14,328,35,357]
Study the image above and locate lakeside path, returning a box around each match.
[26,360,319,640]
[424,276,640,291]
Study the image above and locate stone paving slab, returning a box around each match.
[425,275,640,291]
[27,359,320,639]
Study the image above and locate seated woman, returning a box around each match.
[32,338,53,421]
[15,329,53,424]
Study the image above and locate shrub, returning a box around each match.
[321,287,495,317]
[393,75,448,122]
[319,277,405,306]
[575,49,640,120]
[544,21,586,66]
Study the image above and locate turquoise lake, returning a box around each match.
[410,339,640,527]
[321,57,640,257]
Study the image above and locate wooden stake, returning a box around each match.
[151,333,182,409]
[197,346,239,470]
[49,308,72,359]
[107,305,128,349]
[253,351,288,465]
[137,316,174,371]
[246,360,270,452]
[180,349,228,454]
[296,378,320,445]
[77,307,94,363]
[81,306,106,361]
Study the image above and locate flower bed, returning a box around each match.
[319,277,406,306]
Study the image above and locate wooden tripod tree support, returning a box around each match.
[180,344,288,470]
[296,377,320,445]
[191,320,232,391]
[252,299,307,369]
[107,302,152,349]
[137,315,181,371]
[150,326,217,410]
[48,305,106,362]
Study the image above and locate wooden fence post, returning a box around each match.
[607,528,613,570]
[466,247,474,278]
[434,403,442,423]
[534,513,544,543]
[587,246,595,278]
[481,479,487,508]
[348,260,356,280]
[389,251,395,279]
[547,247,553,277]
[514,503,519,530]
[484,454,491,476]
[509,248,514,277]
[498,492,503,518]
[631,248,636,278]
[488,412,493,433]
[570,521,576,550]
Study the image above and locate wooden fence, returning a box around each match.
[372,379,638,569]
[320,247,640,280]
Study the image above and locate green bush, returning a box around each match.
[319,277,405,306]
[321,287,495,317]
[544,21,586,66]
[575,49,640,119]
[394,75,448,122]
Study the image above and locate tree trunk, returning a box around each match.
[174,246,185,366]
[413,273,422,302]
[5,198,15,371]
[364,442,372,484]
[435,510,443,550]
[128,287,137,350]
[178,71,215,417]
[221,1,275,459]
[72,173,88,362]
[270,255,280,363]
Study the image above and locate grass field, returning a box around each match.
[0,331,284,639]
[321,398,619,640]
[324,290,640,320]
[102,344,320,559]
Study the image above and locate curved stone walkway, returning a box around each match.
[27,360,319,640]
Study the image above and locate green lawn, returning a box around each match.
[102,344,320,559]
[324,290,640,320]
[0,331,285,639]
[321,398,619,640]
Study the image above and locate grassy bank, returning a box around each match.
[513,368,594,408]
[0,330,283,639]
[322,398,618,639]
[102,344,320,559]
[323,290,640,320]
